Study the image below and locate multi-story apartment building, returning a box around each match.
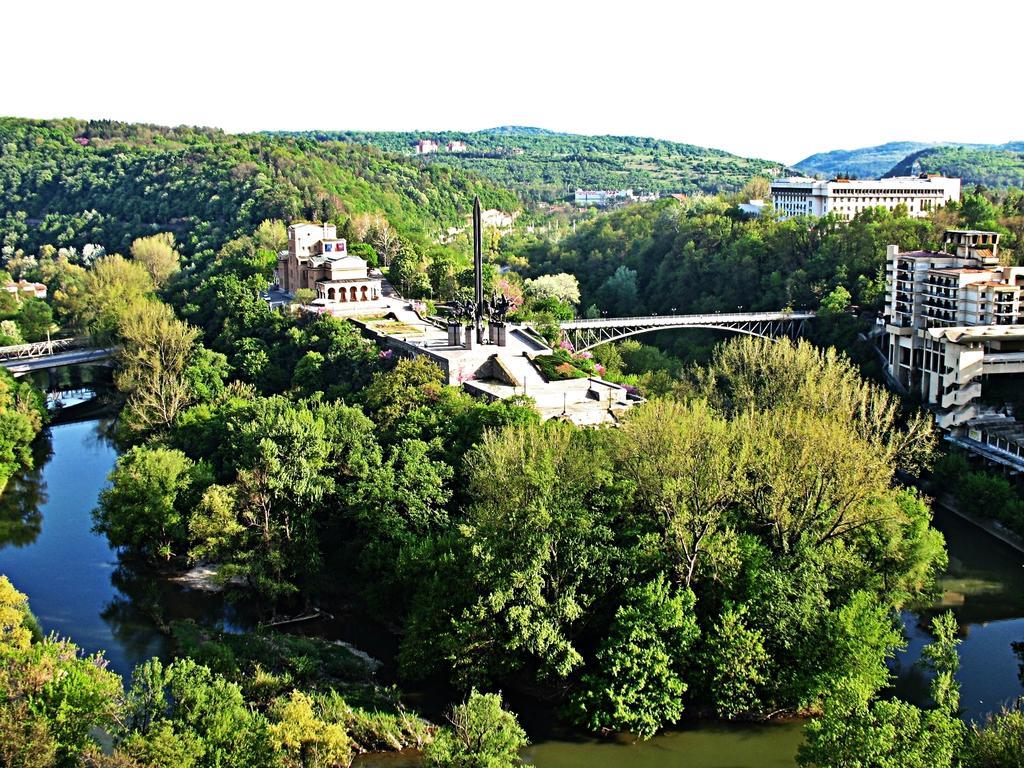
[771,175,961,220]
[883,230,1024,440]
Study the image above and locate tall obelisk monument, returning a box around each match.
[473,196,484,344]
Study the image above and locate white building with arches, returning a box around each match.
[276,223,383,310]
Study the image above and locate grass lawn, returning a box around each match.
[367,320,424,336]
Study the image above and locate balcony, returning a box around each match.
[937,404,978,430]
[941,382,982,409]
[982,352,1024,375]
[943,358,984,386]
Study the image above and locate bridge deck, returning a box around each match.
[559,310,815,351]
[0,347,115,374]
[561,311,815,329]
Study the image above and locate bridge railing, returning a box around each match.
[0,336,93,362]
[560,311,815,328]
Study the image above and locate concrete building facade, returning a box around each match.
[771,175,961,220]
[3,280,47,300]
[883,230,1024,431]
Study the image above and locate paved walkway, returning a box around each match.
[345,282,637,425]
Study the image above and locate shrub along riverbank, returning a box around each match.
[0,575,531,768]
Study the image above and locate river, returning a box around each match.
[1,415,1022,768]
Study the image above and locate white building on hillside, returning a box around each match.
[771,175,961,220]
[883,230,1024,433]
[574,189,635,207]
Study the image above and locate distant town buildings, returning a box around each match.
[882,229,1024,468]
[480,209,515,229]
[276,223,382,308]
[574,189,636,207]
[412,138,472,155]
[738,199,767,217]
[414,139,440,155]
[3,280,47,300]
[771,175,961,220]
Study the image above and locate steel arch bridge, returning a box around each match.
[0,336,116,375]
[558,311,815,352]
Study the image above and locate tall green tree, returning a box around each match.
[614,399,736,586]
[114,300,209,437]
[93,445,204,560]
[573,576,699,738]
[798,612,966,768]
[58,253,155,335]
[130,232,181,287]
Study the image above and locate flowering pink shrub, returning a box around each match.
[559,339,575,353]
[496,277,524,313]
[379,349,394,360]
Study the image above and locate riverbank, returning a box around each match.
[935,495,1024,556]
[896,468,1024,556]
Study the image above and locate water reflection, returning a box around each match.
[521,721,806,768]
[892,506,1024,720]
[1015,641,1024,687]
[0,433,50,548]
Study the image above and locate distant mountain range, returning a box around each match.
[271,127,790,201]
[795,141,1024,187]
[794,142,940,179]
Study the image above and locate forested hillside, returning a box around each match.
[888,144,1024,189]
[0,118,517,257]
[272,127,789,200]
[518,191,1024,321]
[794,141,939,179]
[519,198,933,317]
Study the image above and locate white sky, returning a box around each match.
[3,0,1022,164]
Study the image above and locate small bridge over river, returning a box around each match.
[559,311,815,352]
[0,337,116,376]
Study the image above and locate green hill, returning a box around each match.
[794,141,940,179]
[0,118,517,257]
[887,144,1024,189]
[477,125,563,136]
[269,128,789,201]
[796,140,1024,185]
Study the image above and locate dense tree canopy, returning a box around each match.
[281,128,787,201]
[0,118,518,258]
